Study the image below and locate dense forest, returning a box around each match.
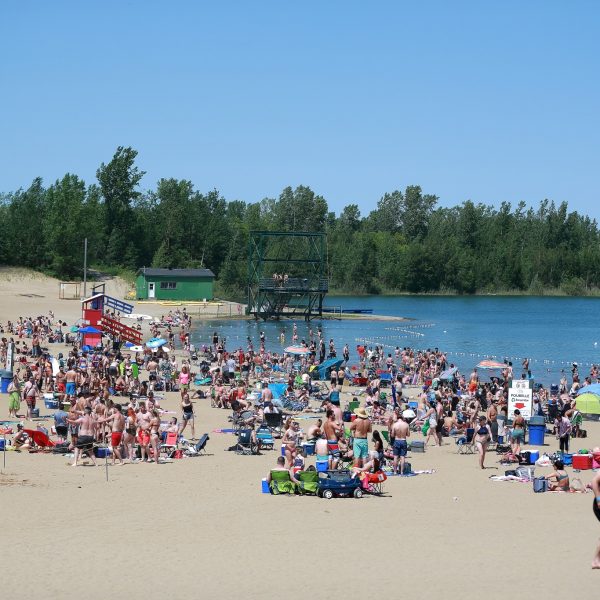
[1,146,599,298]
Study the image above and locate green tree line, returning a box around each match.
[1,146,599,297]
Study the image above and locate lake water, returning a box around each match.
[190,296,600,385]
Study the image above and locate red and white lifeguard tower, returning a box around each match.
[80,284,142,347]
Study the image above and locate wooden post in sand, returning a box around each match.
[3,433,6,470]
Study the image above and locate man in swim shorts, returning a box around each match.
[65,366,78,399]
[136,403,152,462]
[323,409,342,469]
[350,407,372,468]
[98,403,125,465]
[67,406,97,467]
[391,414,410,475]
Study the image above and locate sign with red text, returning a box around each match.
[508,379,533,420]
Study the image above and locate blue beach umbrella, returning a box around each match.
[78,326,102,334]
[146,337,167,349]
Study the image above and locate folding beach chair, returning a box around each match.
[235,429,259,455]
[269,470,297,495]
[184,433,210,456]
[264,412,283,437]
[296,470,319,495]
[456,428,475,454]
[364,470,387,495]
[256,425,274,450]
[160,431,178,457]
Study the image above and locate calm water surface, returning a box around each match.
[190,296,600,385]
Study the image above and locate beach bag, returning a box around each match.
[516,466,535,480]
[533,477,548,493]
[421,421,430,435]
[504,469,518,477]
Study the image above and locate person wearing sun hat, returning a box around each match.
[350,407,372,468]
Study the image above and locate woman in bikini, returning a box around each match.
[474,415,492,469]
[149,409,161,465]
[282,421,301,468]
[123,408,137,462]
[545,459,569,491]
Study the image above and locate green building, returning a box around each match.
[135,268,215,301]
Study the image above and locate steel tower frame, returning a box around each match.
[247,231,328,320]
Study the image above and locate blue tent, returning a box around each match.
[316,358,343,381]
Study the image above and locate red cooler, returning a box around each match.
[572,454,592,470]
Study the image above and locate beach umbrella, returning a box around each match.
[78,326,102,334]
[123,341,135,348]
[577,383,600,397]
[146,337,167,349]
[573,393,600,415]
[476,360,506,370]
[439,367,458,380]
[70,326,79,333]
[284,345,310,355]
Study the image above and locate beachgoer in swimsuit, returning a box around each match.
[98,404,125,465]
[511,409,526,455]
[545,459,569,491]
[474,416,492,469]
[179,393,195,439]
[136,404,152,462]
[67,407,97,467]
[149,409,161,465]
[391,415,410,474]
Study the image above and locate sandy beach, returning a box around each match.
[1,270,599,599]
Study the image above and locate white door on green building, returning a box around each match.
[148,282,155,299]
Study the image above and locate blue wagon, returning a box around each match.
[317,470,363,499]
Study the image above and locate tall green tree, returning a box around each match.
[96,146,145,266]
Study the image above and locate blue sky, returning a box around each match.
[1,1,599,219]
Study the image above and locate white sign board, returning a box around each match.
[508,380,533,420]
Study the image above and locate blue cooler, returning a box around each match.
[0,438,6,450]
[316,460,329,472]
[561,453,573,466]
[0,370,12,393]
[529,450,540,464]
[303,442,315,456]
[281,445,286,456]
[261,478,270,493]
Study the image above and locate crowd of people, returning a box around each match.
[2,311,600,566]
